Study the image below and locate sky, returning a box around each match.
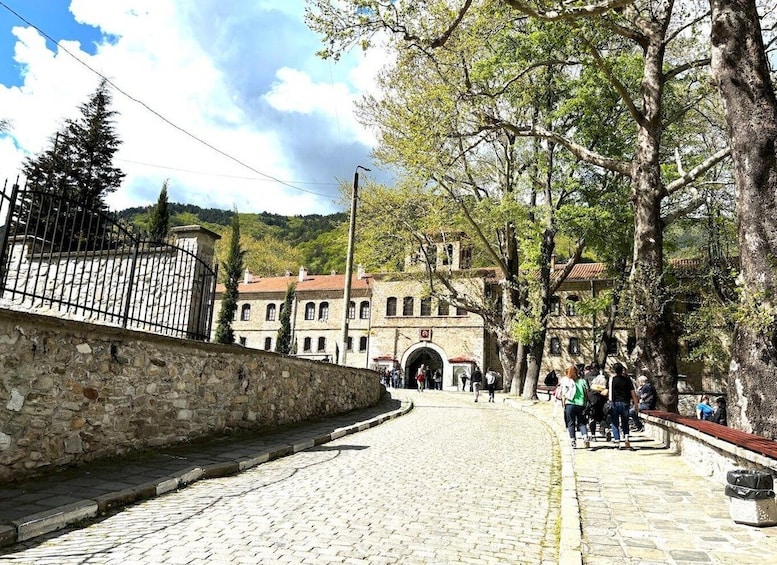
[0,0,388,215]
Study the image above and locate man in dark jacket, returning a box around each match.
[629,375,656,432]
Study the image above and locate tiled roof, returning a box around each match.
[217,273,373,295]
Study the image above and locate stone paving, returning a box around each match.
[3,390,777,564]
[0,391,561,564]
[519,399,777,565]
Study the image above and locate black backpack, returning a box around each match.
[544,370,558,386]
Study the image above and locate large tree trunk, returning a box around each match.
[496,333,520,392]
[522,336,545,399]
[629,28,680,412]
[710,0,777,436]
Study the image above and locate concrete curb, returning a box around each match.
[506,398,583,565]
[1,398,414,548]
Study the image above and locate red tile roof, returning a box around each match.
[217,273,373,295]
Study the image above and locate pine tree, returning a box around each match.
[23,78,124,207]
[275,282,296,354]
[214,211,245,344]
[148,180,170,241]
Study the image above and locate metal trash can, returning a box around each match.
[725,469,777,526]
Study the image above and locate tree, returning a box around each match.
[23,79,124,207]
[214,211,245,344]
[148,180,170,241]
[307,0,730,410]
[275,283,296,354]
[709,0,777,435]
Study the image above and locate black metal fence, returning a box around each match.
[0,178,217,340]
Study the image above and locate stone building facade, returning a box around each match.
[216,239,720,391]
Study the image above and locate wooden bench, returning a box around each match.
[643,410,777,460]
[536,384,557,401]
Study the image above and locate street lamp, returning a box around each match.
[339,165,370,366]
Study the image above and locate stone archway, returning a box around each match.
[404,346,444,389]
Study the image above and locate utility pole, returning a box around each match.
[340,165,369,366]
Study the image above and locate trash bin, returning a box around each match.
[725,469,777,526]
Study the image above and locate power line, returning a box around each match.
[0,0,335,198]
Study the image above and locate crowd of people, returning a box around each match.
[379,363,500,403]
[549,361,727,450]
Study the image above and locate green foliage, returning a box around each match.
[214,212,245,344]
[148,180,170,241]
[275,283,296,354]
[23,79,124,207]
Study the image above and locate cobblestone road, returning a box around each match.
[0,392,561,565]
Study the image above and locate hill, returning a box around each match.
[117,203,348,278]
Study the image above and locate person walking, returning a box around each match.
[563,365,590,448]
[433,369,442,390]
[470,366,483,402]
[460,369,469,392]
[609,362,639,450]
[629,375,656,432]
[485,368,498,402]
[416,364,426,392]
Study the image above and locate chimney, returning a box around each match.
[550,254,556,271]
[298,266,308,282]
[357,264,365,280]
[244,268,251,284]
[331,270,337,275]
[285,269,291,277]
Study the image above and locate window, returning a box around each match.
[438,300,449,316]
[442,243,454,266]
[359,336,368,352]
[607,337,618,355]
[265,303,276,321]
[420,297,432,316]
[456,306,467,316]
[550,296,561,316]
[460,246,472,269]
[566,295,579,316]
[346,337,353,351]
[568,337,580,355]
[626,335,637,356]
[403,297,414,316]
[359,301,370,319]
[264,337,272,350]
[317,337,326,351]
[318,302,329,321]
[550,337,561,355]
[304,302,315,321]
[303,337,312,352]
[239,336,247,346]
[386,297,397,317]
[240,304,251,321]
[348,301,356,319]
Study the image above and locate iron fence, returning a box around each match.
[0,178,217,340]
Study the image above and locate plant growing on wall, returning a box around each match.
[214,211,245,344]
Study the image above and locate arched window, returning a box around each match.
[607,337,618,354]
[550,337,561,355]
[438,300,449,316]
[346,337,353,351]
[420,297,432,316]
[240,304,251,321]
[442,243,454,265]
[304,302,315,320]
[348,301,356,319]
[568,337,580,355]
[317,336,326,351]
[386,297,397,317]
[456,306,467,316]
[402,297,414,316]
[264,337,272,350]
[566,295,579,316]
[550,296,561,316]
[359,336,368,352]
[359,300,370,319]
[318,302,329,321]
[303,337,312,352]
[265,303,276,321]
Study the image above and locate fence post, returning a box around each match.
[122,241,141,329]
[0,179,20,289]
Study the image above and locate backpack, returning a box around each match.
[544,370,558,386]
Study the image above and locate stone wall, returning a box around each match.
[0,308,382,483]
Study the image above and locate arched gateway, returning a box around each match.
[402,343,445,389]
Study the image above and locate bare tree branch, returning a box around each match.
[665,147,731,194]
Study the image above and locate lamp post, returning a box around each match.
[339,165,370,366]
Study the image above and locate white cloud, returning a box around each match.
[0,0,383,215]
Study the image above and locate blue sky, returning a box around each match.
[0,0,388,215]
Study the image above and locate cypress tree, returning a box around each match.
[214,211,244,344]
[275,282,296,354]
[149,180,170,241]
